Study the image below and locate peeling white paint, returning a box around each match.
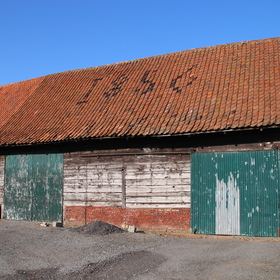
[247,205,260,219]
[269,169,275,179]
[215,172,240,235]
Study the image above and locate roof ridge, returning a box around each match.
[54,36,280,72]
[44,36,280,77]
[2,37,279,87]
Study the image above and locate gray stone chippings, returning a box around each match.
[1,220,280,279]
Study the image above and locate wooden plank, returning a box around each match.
[126,203,190,209]
[64,185,122,194]
[76,148,192,157]
[85,201,122,207]
[64,201,87,207]
[122,167,126,208]
[194,142,280,153]
[125,174,152,180]
[126,185,190,194]
[126,191,190,197]
[65,192,122,201]
[126,196,190,203]
[64,200,122,207]
[86,176,123,183]
[86,185,122,192]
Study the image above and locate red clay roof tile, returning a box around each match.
[0,37,280,146]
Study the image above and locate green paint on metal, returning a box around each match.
[239,151,279,236]
[191,153,216,234]
[3,153,63,222]
[191,151,280,237]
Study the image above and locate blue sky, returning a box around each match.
[1,0,279,85]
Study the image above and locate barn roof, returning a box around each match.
[0,37,280,146]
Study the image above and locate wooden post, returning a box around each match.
[122,166,126,209]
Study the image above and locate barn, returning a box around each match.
[0,37,280,236]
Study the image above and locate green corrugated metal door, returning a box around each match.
[3,154,63,222]
[191,151,280,237]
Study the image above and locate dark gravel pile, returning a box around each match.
[71,220,124,235]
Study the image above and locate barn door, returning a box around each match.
[3,153,63,222]
[191,151,280,237]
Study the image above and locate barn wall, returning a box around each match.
[0,156,4,218]
[63,149,190,230]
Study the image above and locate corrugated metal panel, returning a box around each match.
[239,151,279,236]
[3,153,63,222]
[4,155,32,220]
[191,151,280,237]
[191,153,216,234]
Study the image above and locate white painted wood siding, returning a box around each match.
[125,154,190,208]
[64,151,190,209]
[64,153,123,207]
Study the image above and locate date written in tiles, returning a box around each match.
[77,78,103,104]
[77,65,198,103]
[104,74,129,98]
[170,65,197,93]
[135,70,158,95]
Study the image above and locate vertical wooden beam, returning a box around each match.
[122,166,126,209]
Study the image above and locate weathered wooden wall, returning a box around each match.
[64,153,123,208]
[64,149,190,209]
[63,149,191,229]
[0,156,4,218]
[124,154,190,208]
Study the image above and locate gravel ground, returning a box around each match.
[1,220,280,279]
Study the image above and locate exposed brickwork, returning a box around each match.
[64,206,190,231]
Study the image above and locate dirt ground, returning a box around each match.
[1,220,280,279]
